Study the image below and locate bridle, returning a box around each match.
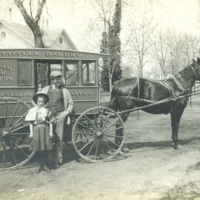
[190,64,200,79]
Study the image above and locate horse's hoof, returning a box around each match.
[118,150,124,155]
[122,147,130,152]
[174,145,178,150]
[172,142,178,149]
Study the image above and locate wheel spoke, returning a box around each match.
[74,135,95,144]
[75,130,93,137]
[83,114,98,132]
[92,109,98,130]
[9,111,28,131]
[100,112,112,131]
[103,136,120,148]
[83,132,90,142]
[104,126,124,135]
[10,132,29,136]
[10,135,30,145]
[10,122,29,133]
[101,137,114,154]
[86,139,96,157]
[77,122,94,133]
[11,148,18,166]
[102,118,120,132]
[79,139,94,152]
[10,138,29,157]
[99,109,104,129]
[7,102,20,128]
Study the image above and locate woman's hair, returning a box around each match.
[35,95,48,104]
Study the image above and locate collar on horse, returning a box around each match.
[170,76,188,91]
[160,74,191,100]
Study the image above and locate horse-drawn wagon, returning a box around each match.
[0,48,125,169]
[1,48,200,170]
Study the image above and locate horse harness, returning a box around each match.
[161,63,200,99]
[160,76,190,100]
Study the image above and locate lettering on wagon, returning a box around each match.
[0,51,84,58]
[71,91,93,96]
[0,65,14,82]
[0,51,40,57]
[46,52,83,58]
[0,93,32,97]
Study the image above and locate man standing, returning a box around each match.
[42,71,74,168]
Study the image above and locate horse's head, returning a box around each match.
[192,58,200,81]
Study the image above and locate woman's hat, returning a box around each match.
[32,91,49,104]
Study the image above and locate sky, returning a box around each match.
[0,0,199,51]
[155,0,199,33]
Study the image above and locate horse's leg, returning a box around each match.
[170,108,185,149]
[115,112,130,145]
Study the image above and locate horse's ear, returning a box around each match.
[197,57,200,63]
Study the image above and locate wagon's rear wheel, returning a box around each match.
[72,107,125,162]
[0,98,34,169]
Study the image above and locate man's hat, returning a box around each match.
[50,71,62,78]
[32,91,49,104]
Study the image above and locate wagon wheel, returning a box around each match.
[0,97,34,169]
[72,107,125,162]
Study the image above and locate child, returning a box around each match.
[25,92,54,173]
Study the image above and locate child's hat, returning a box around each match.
[32,91,49,104]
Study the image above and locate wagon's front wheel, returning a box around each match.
[72,107,125,162]
[0,98,35,169]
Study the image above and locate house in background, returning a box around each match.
[0,19,78,50]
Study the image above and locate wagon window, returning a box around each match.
[65,62,78,86]
[82,61,96,86]
[18,60,32,86]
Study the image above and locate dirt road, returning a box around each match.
[0,95,200,200]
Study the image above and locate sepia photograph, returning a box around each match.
[0,0,200,199]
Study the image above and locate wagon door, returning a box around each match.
[35,61,50,91]
[35,60,62,91]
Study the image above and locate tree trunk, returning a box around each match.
[14,0,46,48]
[32,26,45,48]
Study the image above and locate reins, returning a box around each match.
[118,80,200,115]
[118,90,200,115]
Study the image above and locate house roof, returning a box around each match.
[0,19,77,49]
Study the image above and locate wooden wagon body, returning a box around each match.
[0,48,125,169]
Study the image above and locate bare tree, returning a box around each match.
[14,0,46,47]
[123,0,158,78]
[151,30,171,78]
[166,31,200,75]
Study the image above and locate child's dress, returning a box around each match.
[26,107,53,151]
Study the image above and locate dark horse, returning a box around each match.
[109,58,200,149]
